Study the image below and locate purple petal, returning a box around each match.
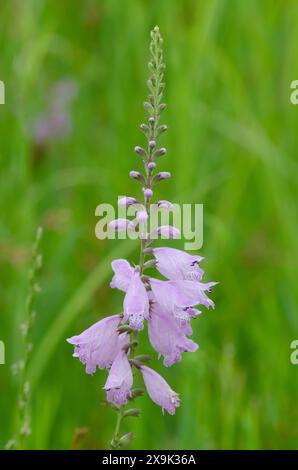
[152,247,204,281]
[150,225,180,239]
[110,259,134,292]
[123,271,149,330]
[109,219,135,232]
[118,197,137,208]
[104,350,133,406]
[140,366,180,415]
[150,278,216,316]
[149,302,198,366]
[153,200,173,211]
[67,314,121,374]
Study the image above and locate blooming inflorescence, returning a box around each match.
[67,26,216,448]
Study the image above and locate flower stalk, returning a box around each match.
[67,25,216,450]
[6,227,43,450]
[111,26,167,447]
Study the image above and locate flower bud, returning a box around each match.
[144,101,154,113]
[109,219,135,232]
[118,432,135,446]
[123,408,141,418]
[118,197,137,208]
[143,188,153,200]
[129,171,145,183]
[155,200,173,210]
[140,123,149,136]
[158,103,167,112]
[149,116,155,124]
[154,171,171,182]
[157,124,168,135]
[147,161,156,171]
[143,259,157,269]
[136,210,148,223]
[134,146,146,156]
[155,147,167,157]
[150,225,180,239]
[149,139,156,149]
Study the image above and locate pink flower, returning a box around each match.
[136,210,148,223]
[123,271,149,330]
[140,365,180,415]
[150,225,180,239]
[150,278,216,325]
[67,315,121,374]
[148,302,198,366]
[118,196,137,208]
[110,259,134,292]
[108,219,135,232]
[153,200,173,211]
[104,350,133,406]
[152,247,204,281]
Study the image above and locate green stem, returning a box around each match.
[110,25,165,449]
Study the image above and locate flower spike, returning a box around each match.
[67,25,217,449]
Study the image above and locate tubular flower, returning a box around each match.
[148,302,198,366]
[123,270,149,330]
[150,278,217,326]
[152,247,204,281]
[104,350,133,406]
[110,259,134,292]
[67,315,121,374]
[67,26,217,448]
[140,365,180,415]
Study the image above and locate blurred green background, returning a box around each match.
[1,0,298,450]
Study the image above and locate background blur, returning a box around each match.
[1,0,298,450]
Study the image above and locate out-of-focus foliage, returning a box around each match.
[0,0,298,449]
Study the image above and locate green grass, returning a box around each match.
[1,0,298,449]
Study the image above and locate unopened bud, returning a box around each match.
[143,188,153,200]
[143,259,157,269]
[154,171,171,182]
[151,225,180,239]
[155,147,167,157]
[134,146,146,156]
[129,171,145,183]
[118,196,137,208]
[109,219,135,232]
[136,210,148,223]
[119,432,135,446]
[147,161,156,171]
[140,123,149,136]
[143,247,153,254]
[124,408,141,418]
[157,124,168,135]
[144,101,154,113]
[149,139,156,149]
[155,200,173,211]
[158,103,166,113]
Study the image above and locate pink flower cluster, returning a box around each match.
[67,26,217,440]
[67,247,216,414]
